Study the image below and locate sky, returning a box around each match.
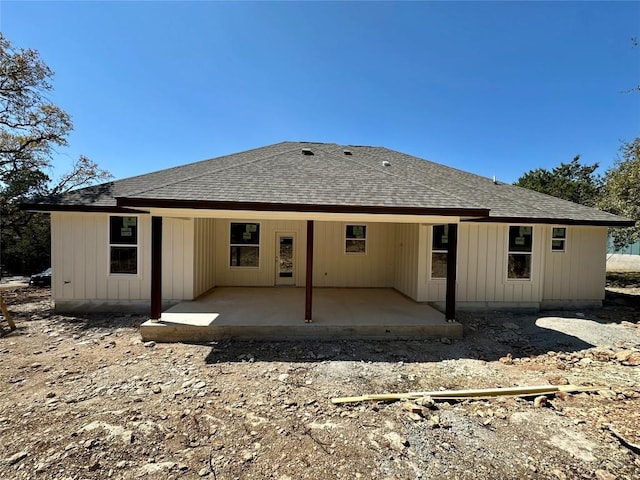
[1,1,639,185]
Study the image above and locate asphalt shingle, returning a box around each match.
[25,141,634,226]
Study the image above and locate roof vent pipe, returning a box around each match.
[344,150,352,155]
[302,148,313,155]
[493,175,497,184]
[382,160,391,167]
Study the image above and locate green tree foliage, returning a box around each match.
[514,155,603,207]
[0,33,111,275]
[599,138,640,249]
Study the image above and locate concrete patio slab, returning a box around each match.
[140,287,462,342]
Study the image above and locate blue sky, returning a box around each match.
[2,1,639,185]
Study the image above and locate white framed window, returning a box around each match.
[431,225,449,279]
[345,224,367,254]
[551,227,567,252]
[230,222,260,267]
[507,225,533,280]
[109,215,139,275]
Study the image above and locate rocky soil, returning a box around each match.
[0,280,639,480]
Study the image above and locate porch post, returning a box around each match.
[445,223,458,321]
[305,220,314,322]
[150,216,163,321]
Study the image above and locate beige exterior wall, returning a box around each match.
[421,223,544,306]
[193,218,217,297]
[51,213,608,311]
[212,220,396,287]
[213,219,307,286]
[313,222,395,287]
[393,223,420,299]
[541,225,607,302]
[51,213,195,308]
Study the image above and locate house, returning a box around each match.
[24,141,633,336]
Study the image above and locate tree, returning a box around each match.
[599,137,640,249]
[514,155,603,207]
[0,34,111,275]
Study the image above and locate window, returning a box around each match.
[109,216,138,275]
[230,222,260,267]
[345,224,367,254]
[508,226,533,280]
[431,225,449,279]
[551,227,566,252]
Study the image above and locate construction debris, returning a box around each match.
[331,384,606,405]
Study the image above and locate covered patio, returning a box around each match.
[140,287,462,342]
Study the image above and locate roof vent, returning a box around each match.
[302,148,314,155]
[343,150,352,155]
[382,160,391,167]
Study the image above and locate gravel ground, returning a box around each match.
[0,285,639,480]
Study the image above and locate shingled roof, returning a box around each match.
[25,141,634,226]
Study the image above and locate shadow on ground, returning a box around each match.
[202,311,604,364]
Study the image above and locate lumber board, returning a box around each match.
[0,295,15,330]
[331,384,605,404]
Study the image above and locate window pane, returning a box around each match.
[230,223,260,245]
[552,228,566,239]
[110,216,138,245]
[552,239,565,251]
[345,239,366,253]
[432,225,449,250]
[508,254,531,279]
[432,252,448,278]
[230,246,259,267]
[346,225,366,239]
[110,247,137,274]
[508,226,533,252]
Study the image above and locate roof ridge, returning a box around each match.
[118,142,305,199]
[315,144,489,210]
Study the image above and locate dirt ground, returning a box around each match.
[0,276,639,480]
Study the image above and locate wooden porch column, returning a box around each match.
[445,223,458,321]
[305,220,314,322]
[150,216,163,321]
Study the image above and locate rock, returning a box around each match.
[46,391,56,398]
[594,470,616,480]
[152,385,162,394]
[416,396,436,409]
[503,322,520,330]
[241,450,254,462]
[499,354,513,365]
[533,396,548,408]
[551,468,567,480]
[440,337,452,345]
[615,350,633,362]
[401,402,423,414]
[88,460,101,471]
[193,381,206,390]
[277,373,289,382]
[198,467,210,476]
[624,352,640,366]
[137,462,177,475]
[384,432,408,451]
[6,451,28,465]
[407,412,423,422]
[578,358,593,367]
[143,341,156,348]
[428,415,441,429]
[547,376,569,385]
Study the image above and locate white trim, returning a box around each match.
[107,214,141,278]
[506,224,533,282]
[430,224,449,280]
[344,223,368,255]
[228,221,261,269]
[551,226,567,253]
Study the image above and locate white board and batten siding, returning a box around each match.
[211,220,396,288]
[51,213,196,311]
[193,218,216,297]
